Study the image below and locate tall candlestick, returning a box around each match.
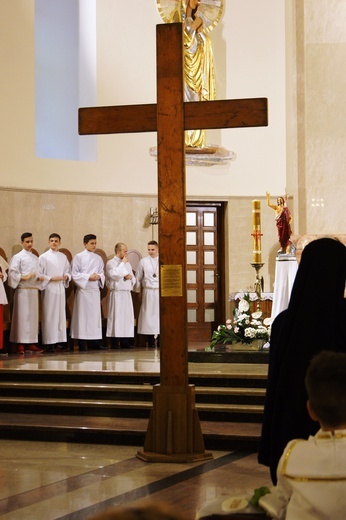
[251,200,262,263]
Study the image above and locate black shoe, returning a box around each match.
[110,338,121,350]
[56,344,70,352]
[78,341,87,351]
[91,341,108,350]
[146,335,155,348]
[44,345,56,353]
[120,338,133,349]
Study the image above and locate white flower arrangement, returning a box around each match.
[210,294,271,347]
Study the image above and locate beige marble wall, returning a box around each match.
[0,188,283,300]
[292,0,346,234]
[0,189,157,261]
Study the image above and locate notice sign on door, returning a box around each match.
[160,265,183,297]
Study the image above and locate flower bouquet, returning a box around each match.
[210,293,271,348]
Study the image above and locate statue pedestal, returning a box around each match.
[271,255,298,321]
[149,144,235,166]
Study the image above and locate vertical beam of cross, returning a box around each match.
[156,23,188,388]
[136,24,210,461]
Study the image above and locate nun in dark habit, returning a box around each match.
[258,237,346,483]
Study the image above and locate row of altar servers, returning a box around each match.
[0,246,144,347]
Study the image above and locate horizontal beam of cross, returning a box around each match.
[79,98,268,135]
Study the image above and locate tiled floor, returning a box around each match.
[0,345,271,519]
[0,440,271,519]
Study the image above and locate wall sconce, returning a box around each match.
[149,207,158,226]
[149,207,158,240]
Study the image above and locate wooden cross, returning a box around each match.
[79,23,268,462]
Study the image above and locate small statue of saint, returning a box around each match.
[266,192,293,254]
[254,272,264,301]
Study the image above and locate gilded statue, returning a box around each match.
[266,192,293,254]
[157,0,223,148]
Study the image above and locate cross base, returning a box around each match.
[136,384,213,463]
[136,451,213,463]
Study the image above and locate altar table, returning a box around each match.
[229,292,273,318]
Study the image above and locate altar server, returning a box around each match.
[0,255,9,355]
[8,232,43,354]
[135,240,160,348]
[38,233,71,352]
[106,242,136,349]
[70,234,105,351]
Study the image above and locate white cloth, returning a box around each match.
[271,257,298,320]
[229,291,273,302]
[106,256,136,337]
[38,249,71,345]
[0,257,9,305]
[8,249,41,343]
[259,429,346,520]
[135,255,160,335]
[70,250,105,340]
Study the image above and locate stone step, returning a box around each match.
[0,396,263,415]
[0,369,267,388]
[0,412,262,450]
[0,381,266,397]
[0,359,267,447]
[0,377,266,409]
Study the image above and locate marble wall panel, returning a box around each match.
[0,189,159,260]
[304,41,346,234]
[0,189,281,298]
[305,0,346,43]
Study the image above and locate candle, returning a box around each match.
[252,200,262,263]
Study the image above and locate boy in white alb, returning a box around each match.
[106,242,136,349]
[8,232,44,355]
[70,234,105,351]
[38,233,71,352]
[135,240,159,348]
[259,350,346,519]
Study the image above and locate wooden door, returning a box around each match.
[186,202,225,342]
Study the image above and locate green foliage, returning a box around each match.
[210,293,271,347]
[249,486,271,508]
